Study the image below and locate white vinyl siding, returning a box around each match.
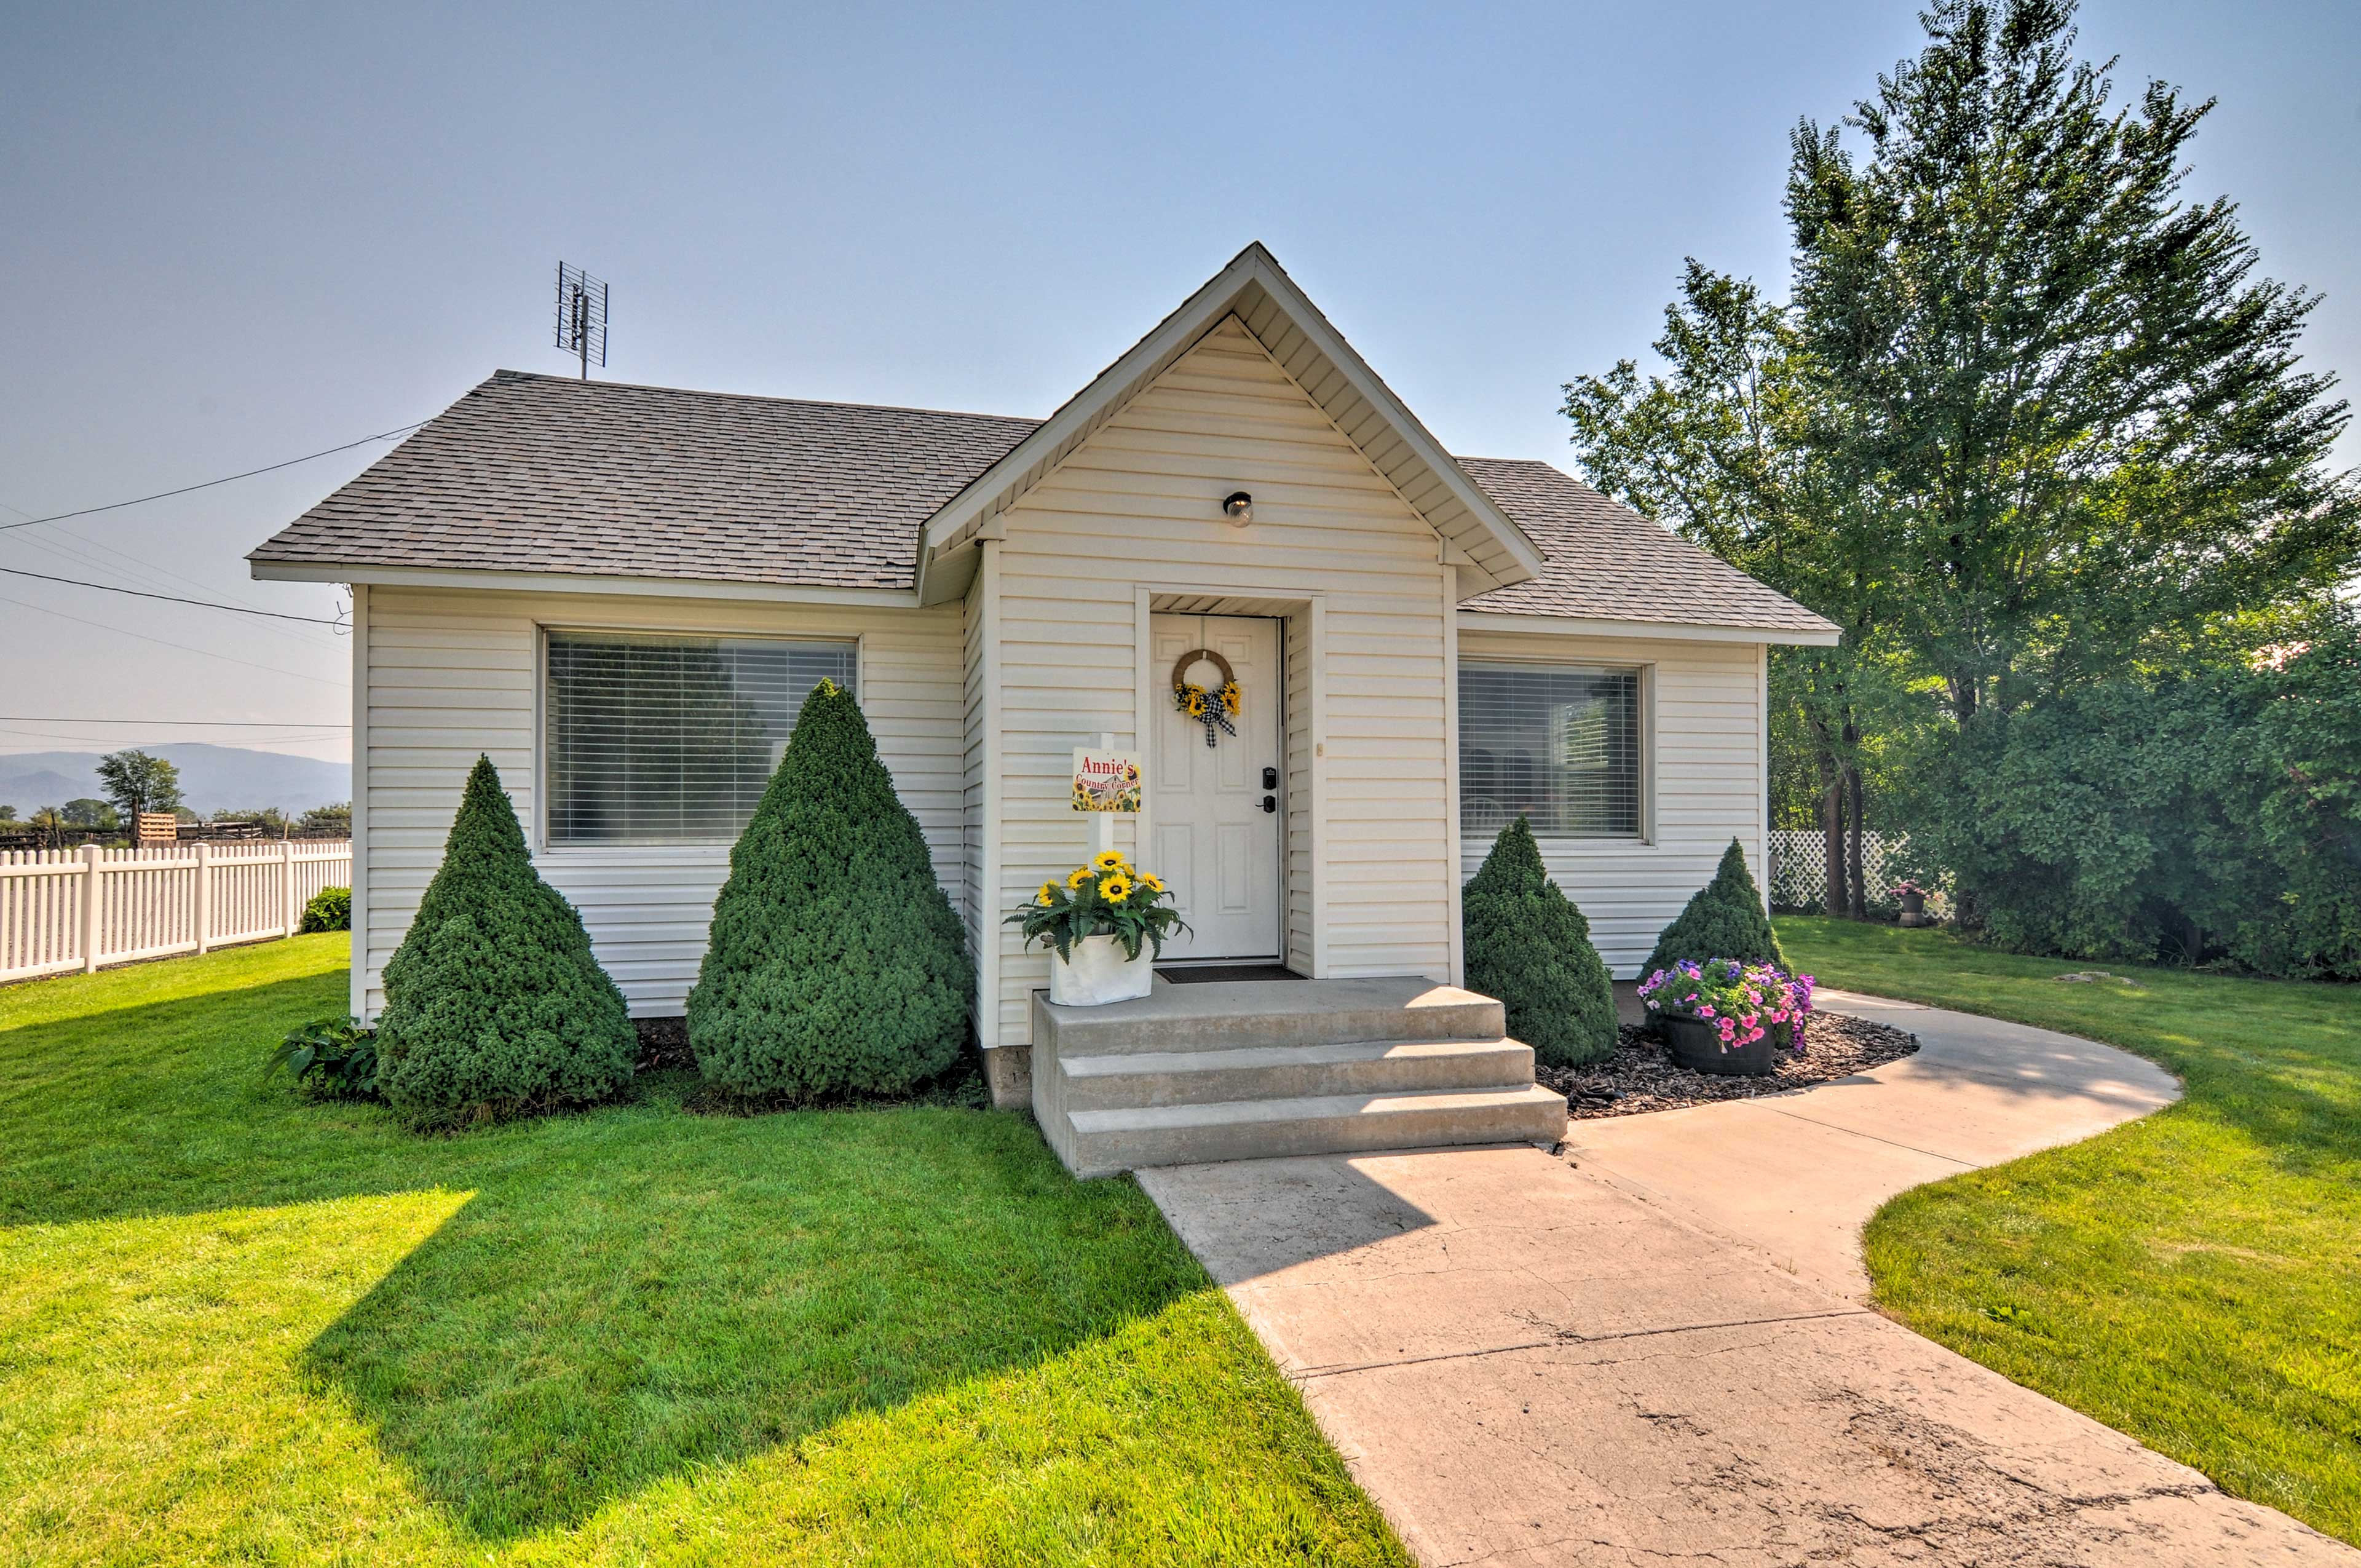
[354,585,962,1019]
[1457,626,1767,978]
[988,315,1457,1045]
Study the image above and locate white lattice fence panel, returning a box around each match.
[1770,830,1945,916]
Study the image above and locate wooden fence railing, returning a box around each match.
[0,841,350,986]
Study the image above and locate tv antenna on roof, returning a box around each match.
[554,261,609,380]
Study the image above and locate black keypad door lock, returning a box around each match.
[1261,766,1278,790]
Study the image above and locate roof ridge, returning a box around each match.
[484,369,1046,429]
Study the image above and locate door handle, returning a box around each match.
[1260,795,1277,814]
[1261,766,1278,790]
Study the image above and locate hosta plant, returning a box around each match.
[266,1015,381,1099]
[1639,958,1814,1053]
[1007,850,1188,960]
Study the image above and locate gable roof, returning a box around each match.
[1455,457,1835,637]
[913,243,1543,601]
[250,264,1837,644]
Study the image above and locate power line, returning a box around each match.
[5,521,350,654]
[0,716,347,727]
[0,591,348,689]
[0,565,348,626]
[0,419,430,531]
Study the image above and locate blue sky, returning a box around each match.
[5,0,2355,765]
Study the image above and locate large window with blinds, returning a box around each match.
[544,632,858,846]
[1458,662,1644,839]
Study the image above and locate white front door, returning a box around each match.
[1150,612,1283,963]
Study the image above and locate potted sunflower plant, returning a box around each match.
[1007,849,1189,1006]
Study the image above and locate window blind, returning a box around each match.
[544,632,858,846]
[1458,663,1642,838]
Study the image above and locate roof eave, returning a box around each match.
[250,556,927,610]
[1457,608,1842,647]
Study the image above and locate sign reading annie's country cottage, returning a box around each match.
[1071,749,1142,813]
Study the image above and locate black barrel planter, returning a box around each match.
[1659,1012,1782,1076]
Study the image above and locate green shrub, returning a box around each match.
[1642,838,1785,979]
[1461,818,1619,1067]
[1901,615,2361,978]
[688,679,971,1102]
[299,885,350,933]
[374,756,635,1127]
[266,1015,379,1099]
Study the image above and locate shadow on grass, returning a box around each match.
[2,957,1209,1543]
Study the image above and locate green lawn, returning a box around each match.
[0,938,1406,1566]
[1778,916,2361,1545]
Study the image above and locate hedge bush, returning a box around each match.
[1902,614,2361,977]
[1461,818,1619,1067]
[1641,838,1784,979]
[687,679,971,1101]
[299,884,350,933]
[374,756,635,1127]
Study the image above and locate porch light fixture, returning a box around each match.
[1222,491,1254,526]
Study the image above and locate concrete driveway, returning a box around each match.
[1137,994,2354,1566]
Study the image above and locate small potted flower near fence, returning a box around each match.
[1638,959,1814,1075]
[1892,879,1931,927]
[1007,850,1189,1006]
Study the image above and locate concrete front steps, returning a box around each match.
[1031,975,1568,1177]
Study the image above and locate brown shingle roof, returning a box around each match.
[248,370,1038,590]
[1454,457,1834,635]
[251,371,1834,637]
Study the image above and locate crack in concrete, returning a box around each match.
[1291,1306,1873,1381]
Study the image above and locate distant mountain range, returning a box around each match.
[0,744,349,818]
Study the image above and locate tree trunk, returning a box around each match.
[1817,748,1846,918]
[1846,763,1868,918]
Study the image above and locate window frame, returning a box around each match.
[534,622,864,855]
[1455,656,1655,847]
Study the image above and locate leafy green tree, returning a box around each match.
[1642,840,1786,980]
[96,749,183,826]
[1786,0,2355,915]
[375,756,635,1127]
[1461,819,1618,1067]
[61,798,117,831]
[0,805,16,823]
[689,679,970,1103]
[298,802,352,836]
[1566,264,1912,915]
[212,806,290,836]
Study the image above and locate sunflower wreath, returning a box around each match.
[1171,649,1242,748]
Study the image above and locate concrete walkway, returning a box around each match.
[1139,994,2354,1566]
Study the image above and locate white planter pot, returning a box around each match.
[1049,933,1155,1007]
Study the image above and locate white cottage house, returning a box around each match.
[251,244,1834,1172]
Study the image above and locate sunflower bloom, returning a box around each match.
[1141,872,1165,893]
[1036,881,1057,906]
[1093,849,1127,872]
[1100,874,1133,904]
[1066,865,1091,891]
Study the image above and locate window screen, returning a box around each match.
[1458,663,1642,838]
[544,632,858,845]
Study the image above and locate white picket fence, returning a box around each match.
[1768,828,1947,916]
[0,841,350,985]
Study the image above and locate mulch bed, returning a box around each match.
[1540,1010,1919,1120]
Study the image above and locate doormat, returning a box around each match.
[1155,964,1303,984]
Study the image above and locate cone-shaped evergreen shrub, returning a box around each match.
[687,679,970,1101]
[376,756,635,1126]
[1462,818,1619,1067]
[1640,837,1785,979]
